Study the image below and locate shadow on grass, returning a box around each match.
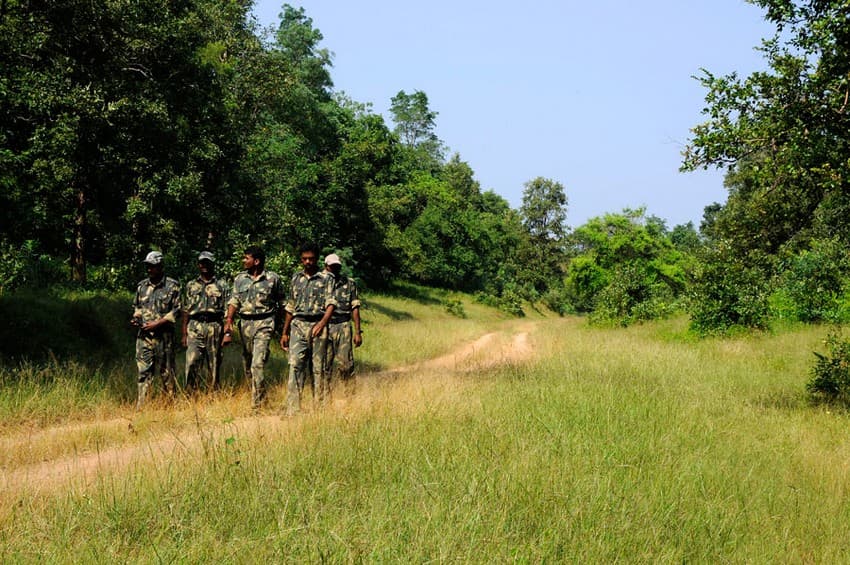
[0,290,133,364]
[363,302,415,321]
[383,281,444,306]
[356,360,386,374]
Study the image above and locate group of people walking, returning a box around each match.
[131,242,362,414]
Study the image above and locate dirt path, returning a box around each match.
[1,324,537,498]
[400,323,535,372]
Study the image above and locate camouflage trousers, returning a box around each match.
[287,318,328,414]
[238,317,274,408]
[325,321,355,395]
[135,329,176,408]
[185,320,223,391]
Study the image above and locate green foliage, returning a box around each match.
[0,0,258,281]
[474,289,525,317]
[541,281,573,316]
[590,264,676,327]
[442,296,467,318]
[777,238,848,323]
[688,245,771,335]
[565,208,688,322]
[807,331,850,405]
[0,240,65,293]
[520,177,568,243]
[683,0,850,257]
[565,255,608,313]
[389,89,444,171]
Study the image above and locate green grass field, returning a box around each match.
[1,289,848,562]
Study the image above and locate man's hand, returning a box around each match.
[354,332,363,347]
[280,333,290,351]
[141,319,162,332]
[311,322,326,338]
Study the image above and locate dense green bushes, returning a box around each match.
[807,331,850,404]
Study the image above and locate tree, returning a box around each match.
[520,177,568,244]
[440,153,482,207]
[682,0,850,255]
[389,89,444,171]
[565,208,688,321]
[0,0,254,283]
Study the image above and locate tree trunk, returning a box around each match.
[71,184,86,284]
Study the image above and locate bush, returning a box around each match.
[589,263,676,326]
[778,239,848,323]
[688,245,771,335]
[807,331,850,404]
[564,255,608,313]
[0,240,67,293]
[474,289,525,317]
[442,296,467,318]
[541,282,573,316]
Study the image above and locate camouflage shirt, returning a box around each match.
[285,271,336,317]
[227,270,285,316]
[183,276,229,317]
[328,273,361,317]
[133,276,181,324]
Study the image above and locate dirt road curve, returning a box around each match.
[1,325,536,497]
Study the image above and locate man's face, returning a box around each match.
[146,263,163,279]
[198,260,214,276]
[300,251,318,273]
[328,263,341,276]
[242,253,258,271]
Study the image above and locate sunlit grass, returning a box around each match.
[2,296,850,560]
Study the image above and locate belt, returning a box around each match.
[240,311,275,320]
[189,312,223,323]
[294,314,324,322]
[330,313,351,323]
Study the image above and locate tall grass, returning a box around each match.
[3,296,850,560]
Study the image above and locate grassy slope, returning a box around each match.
[1,291,849,561]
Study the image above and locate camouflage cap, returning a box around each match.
[324,253,341,266]
[198,251,215,263]
[143,251,163,265]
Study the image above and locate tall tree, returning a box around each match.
[0,0,253,282]
[682,0,850,255]
[389,89,444,171]
[520,177,568,244]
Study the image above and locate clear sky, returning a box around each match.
[251,1,774,229]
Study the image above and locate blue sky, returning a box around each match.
[251,1,774,228]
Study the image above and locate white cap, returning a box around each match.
[324,253,341,266]
[143,251,163,265]
[198,251,215,263]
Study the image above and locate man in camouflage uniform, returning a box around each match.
[132,251,181,408]
[224,245,285,409]
[323,253,362,397]
[181,251,229,392]
[280,242,336,415]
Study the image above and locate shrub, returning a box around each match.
[778,239,847,323]
[564,255,608,313]
[0,240,66,293]
[688,245,771,335]
[442,296,467,318]
[541,282,573,316]
[590,263,675,326]
[474,289,525,317]
[807,331,850,405]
